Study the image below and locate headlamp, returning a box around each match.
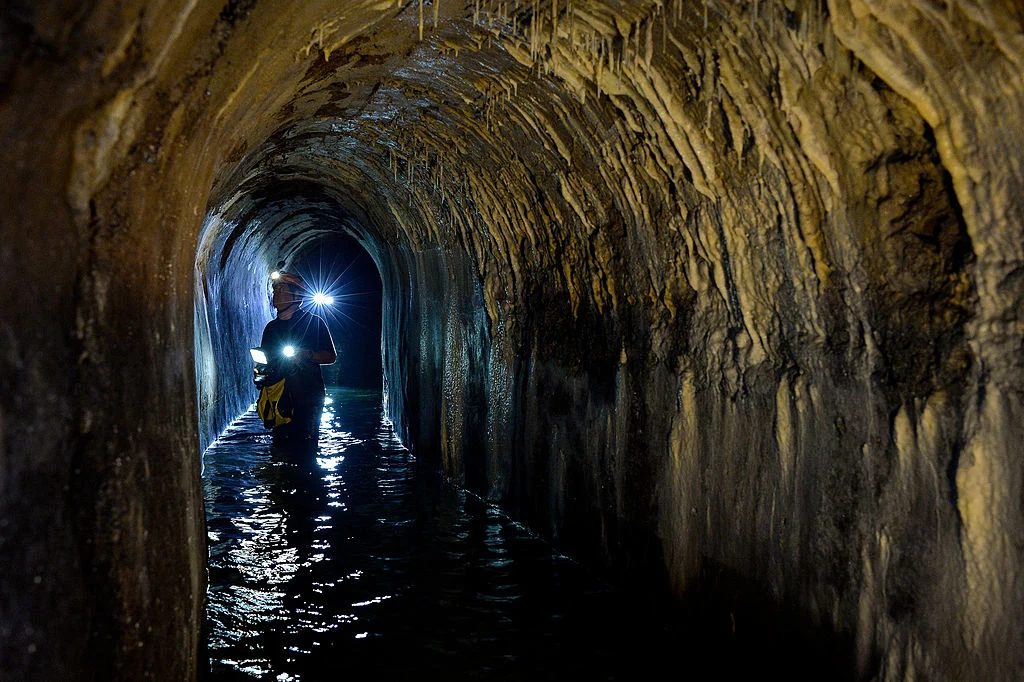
[283,345,296,358]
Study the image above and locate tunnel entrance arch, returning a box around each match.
[192,181,389,455]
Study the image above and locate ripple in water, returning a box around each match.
[203,388,676,681]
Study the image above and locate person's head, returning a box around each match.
[270,271,306,314]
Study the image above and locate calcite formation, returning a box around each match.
[2,1,1022,679]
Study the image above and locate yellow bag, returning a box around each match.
[257,378,293,428]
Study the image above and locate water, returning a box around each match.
[202,387,679,681]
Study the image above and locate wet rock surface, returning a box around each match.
[3,1,1023,680]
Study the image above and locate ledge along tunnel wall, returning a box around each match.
[2,1,1023,680]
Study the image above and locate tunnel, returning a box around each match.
[3,0,1024,680]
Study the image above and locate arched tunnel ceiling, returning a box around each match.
[4,1,1024,680]
[206,0,829,357]
[196,0,994,385]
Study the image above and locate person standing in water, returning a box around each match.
[259,269,337,443]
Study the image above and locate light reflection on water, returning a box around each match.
[202,388,672,681]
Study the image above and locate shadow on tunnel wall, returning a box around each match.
[669,558,862,681]
[535,485,862,681]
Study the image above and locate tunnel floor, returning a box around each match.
[201,387,686,681]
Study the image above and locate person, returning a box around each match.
[258,269,336,443]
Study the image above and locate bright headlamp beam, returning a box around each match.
[312,292,333,305]
[283,345,296,358]
[270,271,281,280]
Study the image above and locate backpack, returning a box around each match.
[257,377,293,429]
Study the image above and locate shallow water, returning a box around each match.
[202,387,677,681]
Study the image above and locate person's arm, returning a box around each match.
[299,317,336,365]
[300,348,336,365]
[255,324,272,382]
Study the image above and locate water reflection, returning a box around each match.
[203,388,673,681]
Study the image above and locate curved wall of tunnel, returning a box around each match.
[194,178,386,452]
[3,1,1023,680]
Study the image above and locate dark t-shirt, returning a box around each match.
[259,308,334,406]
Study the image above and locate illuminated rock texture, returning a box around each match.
[2,0,1023,679]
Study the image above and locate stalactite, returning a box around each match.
[568,0,575,48]
[645,18,653,72]
[824,16,836,63]
[530,0,536,60]
[552,0,558,46]
[624,23,630,71]
[661,5,667,54]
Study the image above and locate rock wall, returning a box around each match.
[2,1,1022,679]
